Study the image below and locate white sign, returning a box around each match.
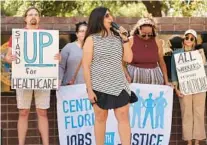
[56,83,173,145]
[174,50,207,95]
[11,29,59,90]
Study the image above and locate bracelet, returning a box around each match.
[123,39,129,44]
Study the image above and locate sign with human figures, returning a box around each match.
[56,83,173,145]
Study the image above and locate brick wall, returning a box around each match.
[1,93,58,145]
[1,17,207,145]
[1,17,207,32]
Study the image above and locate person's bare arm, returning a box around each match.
[122,36,134,83]
[198,49,206,64]
[156,38,171,86]
[82,36,97,103]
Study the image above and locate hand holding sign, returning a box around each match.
[5,53,17,64]
[175,88,184,98]
[54,53,61,62]
[68,79,75,85]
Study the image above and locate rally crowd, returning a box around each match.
[4,6,207,145]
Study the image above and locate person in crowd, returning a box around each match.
[195,32,207,59]
[59,21,87,85]
[4,7,60,145]
[165,35,183,80]
[171,29,206,145]
[123,15,171,86]
[82,6,136,145]
[169,35,183,51]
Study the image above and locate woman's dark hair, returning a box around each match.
[24,7,40,17]
[75,21,87,33]
[169,36,183,50]
[84,7,109,42]
[131,24,156,37]
[201,32,207,43]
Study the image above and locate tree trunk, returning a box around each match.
[142,1,162,17]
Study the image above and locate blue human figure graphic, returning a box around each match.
[104,132,115,145]
[155,91,168,129]
[131,89,144,128]
[142,93,155,128]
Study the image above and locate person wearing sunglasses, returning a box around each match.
[82,6,135,145]
[59,21,87,86]
[123,15,171,86]
[171,29,206,145]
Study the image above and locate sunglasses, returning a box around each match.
[185,36,195,42]
[78,30,86,33]
[105,13,112,18]
[140,34,154,38]
[27,13,39,17]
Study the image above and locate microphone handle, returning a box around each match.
[111,22,128,37]
[121,31,128,37]
[112,27,128,37]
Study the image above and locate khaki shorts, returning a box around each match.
[16,89,50,109]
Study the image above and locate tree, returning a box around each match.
[1,0,207,17]
[1,0,147,17]
[162,0,207,17]
[142,1,162,17]
[141,0,207,17]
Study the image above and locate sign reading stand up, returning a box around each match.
[11,29,59,90]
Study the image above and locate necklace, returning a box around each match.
[184,46,193,52]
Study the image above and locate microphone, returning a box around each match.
[111,22,128,37]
